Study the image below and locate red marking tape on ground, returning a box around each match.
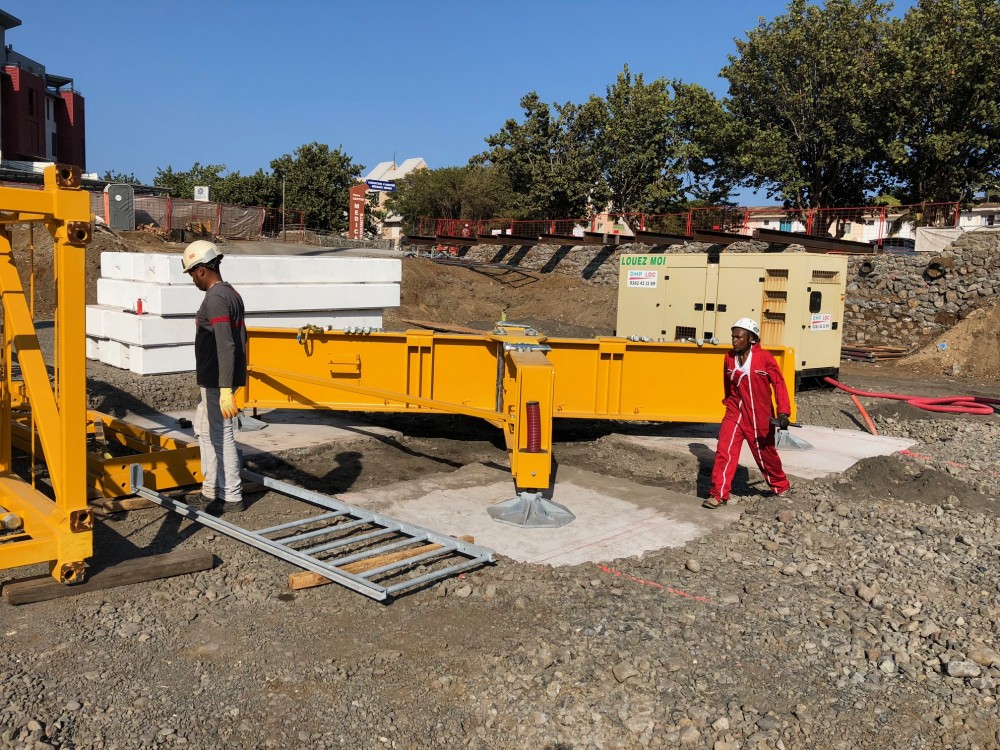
[899,449,933,460]
[597,564,712,603]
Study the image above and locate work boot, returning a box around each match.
[185,493,214,510]
[207,498,246,516]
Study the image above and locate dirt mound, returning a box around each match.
[385,257,618,337]
[835,454,992,512]
[5,222,136,320]
[885,300,1000,380]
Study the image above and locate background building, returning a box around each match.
[362,157,427,245]
[0,8,86,171]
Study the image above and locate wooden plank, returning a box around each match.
[92,497,157,513]
[2,548,214,605]
[288,535,475,591]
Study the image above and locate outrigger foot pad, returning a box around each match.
[488,491,576,528]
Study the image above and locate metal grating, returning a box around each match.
[129,465,495,601]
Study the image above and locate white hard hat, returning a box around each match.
[182,240,222,273]
[731,317,761,338]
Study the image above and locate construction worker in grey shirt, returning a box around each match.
[182,240,248,514]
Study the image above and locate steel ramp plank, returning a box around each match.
[127,465,494,600]
[253,511,347,536]
[273,516,372,545]
[242,469,496,560]
[382,557,490,596]
[127,473,389,600]
[303,526,400,555]
[358,547,459,579]
[326,535,431,568]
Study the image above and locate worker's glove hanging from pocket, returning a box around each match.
[219,387,239,420]
[777,413,790,431]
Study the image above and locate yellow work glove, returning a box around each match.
[219,387,239,420]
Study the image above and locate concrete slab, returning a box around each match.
[99,252,402,286]
[96,278,400,316]
[129,344,195,375]
[98,338,130,369]
[621,423,914,480]
[100,251,144,281]
[340,463,741,566]
[86,336,101,360]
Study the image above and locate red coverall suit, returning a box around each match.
[709,344,791,502]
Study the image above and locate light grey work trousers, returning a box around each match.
[195,387,242,504]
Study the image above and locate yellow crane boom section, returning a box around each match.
[242,326,796,493]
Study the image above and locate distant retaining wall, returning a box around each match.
[404,229,1000,347]
[842,230,1000,346]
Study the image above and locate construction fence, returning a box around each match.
[417,202,960,246]
[92,193,307,241]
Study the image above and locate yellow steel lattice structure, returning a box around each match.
[0,166,94,583]
[242,325,796,494]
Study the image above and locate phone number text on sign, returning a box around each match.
[627,270,658,288]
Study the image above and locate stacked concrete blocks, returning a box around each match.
[87,252,401,375]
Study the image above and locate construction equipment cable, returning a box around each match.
[823,376,1000,416]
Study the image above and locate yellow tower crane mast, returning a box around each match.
[0,165,93,583]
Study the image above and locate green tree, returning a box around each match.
[476,92,605,219]
[721,0,893,208]
[153,162,228,199]
[270,142,363,232]
[671,82,742,205]
[591,66,679,214]
[880,0,1000,204]
[101,170,140,185]
[387,165,515,233]
[214,169,280,208]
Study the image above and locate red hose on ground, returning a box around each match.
[823,376,1000,416]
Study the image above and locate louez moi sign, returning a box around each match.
[365,180,396,192]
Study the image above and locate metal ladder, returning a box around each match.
[128,465,494,601]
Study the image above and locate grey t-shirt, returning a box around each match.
[194,282,247,388]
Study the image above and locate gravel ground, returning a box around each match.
[2,344,999,748]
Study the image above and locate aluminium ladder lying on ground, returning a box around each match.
[128,465,494,601]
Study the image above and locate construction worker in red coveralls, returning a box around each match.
[703,317,791,509]
[180,240,248,515]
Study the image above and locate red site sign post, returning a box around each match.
[348,184,367,240]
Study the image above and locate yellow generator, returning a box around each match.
[616,252,847,381]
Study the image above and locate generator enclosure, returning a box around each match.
[616,252,847,379]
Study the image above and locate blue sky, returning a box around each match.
[5,1,912,185]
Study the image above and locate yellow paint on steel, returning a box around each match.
[501,350,555,489]
[245,328,504,416]
[544,337,797,423]
[241,326,796,493]
[0,166,93,582]
[9,410,204,498]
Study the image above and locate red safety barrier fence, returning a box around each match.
[688,206,749,234]
[476,217,517,236]
[807,206,884,242]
